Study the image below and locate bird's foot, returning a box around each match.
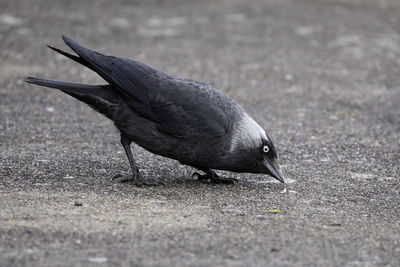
[192,171,237,185]
[112,173,133,183]
[112,172,163,187]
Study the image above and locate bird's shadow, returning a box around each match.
[111,173,285,191]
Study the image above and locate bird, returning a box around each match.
[25,36,285,186]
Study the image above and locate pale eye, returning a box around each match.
[263,145,269,154]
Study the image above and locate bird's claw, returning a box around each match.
[112,173,163,186]
[192,172,207,181]
[192,172,237,185]
[112,173,124,180]
[213,177,238,184]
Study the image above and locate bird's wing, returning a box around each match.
[62,36,229,138]
[149,81,230,137]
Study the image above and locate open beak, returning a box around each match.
[265,158,285,183]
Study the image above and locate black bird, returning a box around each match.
[26,36,285,186]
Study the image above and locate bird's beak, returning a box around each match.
[264,158,285,183]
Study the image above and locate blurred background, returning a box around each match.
[1,0,399,266]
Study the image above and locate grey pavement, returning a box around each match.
[1,0,399,266]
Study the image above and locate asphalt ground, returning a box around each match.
[1,0,400,266]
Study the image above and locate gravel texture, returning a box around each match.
[1,0,400,266]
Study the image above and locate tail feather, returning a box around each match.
[25,77,123,119]
[61,35,94,60]
[25,76,101,92]
[47,45,91,69]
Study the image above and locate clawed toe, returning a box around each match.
[112,173,123,180]
[192,172,208,181]
[112,173,163,186]
[212,177,238,185]
[192,171,237,185]
[112,173,135,183]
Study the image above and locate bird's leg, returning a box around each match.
[192,169,237,185]
[112,134,160,186]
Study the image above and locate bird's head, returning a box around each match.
[256,135,285,183]
[229,114,285,183]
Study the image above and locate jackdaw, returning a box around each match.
[25,36,285,186]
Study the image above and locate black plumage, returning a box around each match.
[26,36,285,185]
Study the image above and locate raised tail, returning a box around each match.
[25,77,123,119]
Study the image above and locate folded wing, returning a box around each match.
[61,36,229,138]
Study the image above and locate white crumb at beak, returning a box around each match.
[280,187,297,194]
